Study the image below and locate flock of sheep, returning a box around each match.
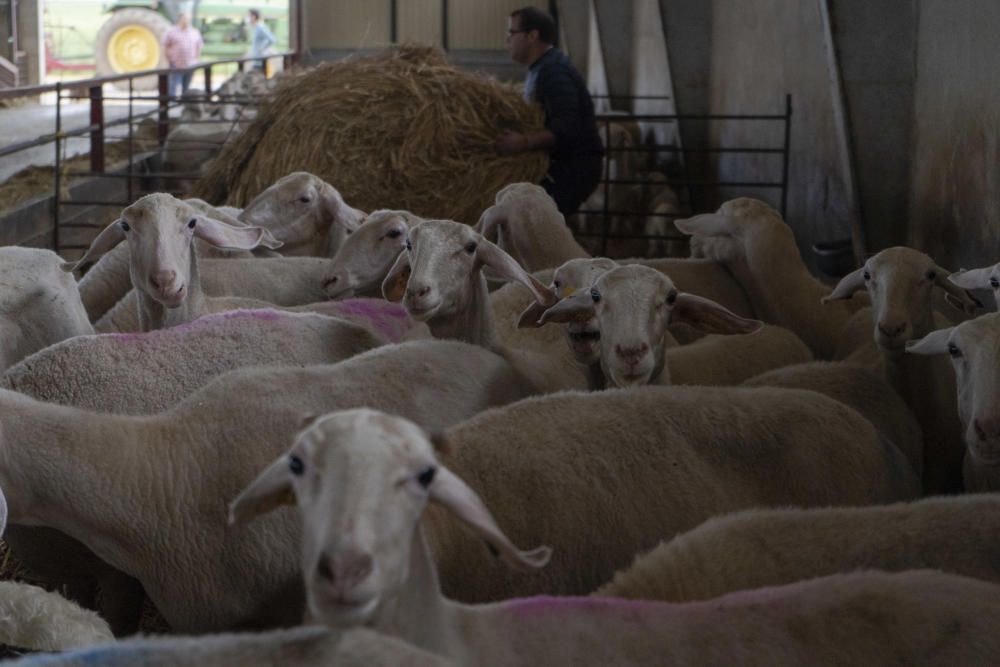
[0,174,996,665]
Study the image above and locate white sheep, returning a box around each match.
[475,183,590,272]
[236,171,366,257]
[380,218,587,394]
[674,197,868,359]
[743,361,924,479]
[906,312,1000,491]
[822,246,980,493]
[65,194,284,332]
[323,209,425,300]
[0,487,114,652]
[0,627,450,666]
[950,261,1000,306]
[2,307,399,414]
[229,409,974,666]
[595,493,1000,604]
[0,247,93,372]
[0,339,533,633]
[525,263,767,388]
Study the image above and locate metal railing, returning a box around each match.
[574,94,792,257]
[0,51,296,254]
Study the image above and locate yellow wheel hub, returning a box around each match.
[107,25,161,72]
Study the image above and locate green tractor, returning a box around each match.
[95,0,288,82]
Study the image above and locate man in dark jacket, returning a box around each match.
[496,7,604,217]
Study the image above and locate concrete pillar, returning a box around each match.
[555,0,591,78]
[593,0,633,109]
[16,0,43,86]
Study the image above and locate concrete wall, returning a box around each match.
[908,0,1000,270]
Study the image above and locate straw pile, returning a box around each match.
[193,46,549,223]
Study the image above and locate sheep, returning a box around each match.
[822,246,980,493]
[674,197,869,359]
[0,488,114,653]
[422,385,918,604]
[0,339,533,633]
[236,171,366,258]
[907,312,1000,491]
[1,307,403,415]
[75,199,269,323]
[743,361,924,479]
[323,209,426,300]
[0,627,451,666]
[0,247,93,373]
[228,409,975,666]
[161,120,245,181]
[475,183,590,272]
[950,261,1000,306]
[380,218,588,393]
[595,494,1000,605]
[64,194,285,332]
[525,263,769,388]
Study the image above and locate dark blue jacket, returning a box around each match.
[526,48,604,161]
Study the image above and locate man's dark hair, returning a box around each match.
[249,9,261,20]
[511,7,556,45]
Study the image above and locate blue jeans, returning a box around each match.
[168,71,194,99]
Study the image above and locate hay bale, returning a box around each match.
[193,46,549,224]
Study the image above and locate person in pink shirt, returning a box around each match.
[162,11,203,98]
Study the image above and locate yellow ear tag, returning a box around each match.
[562,286,577,297]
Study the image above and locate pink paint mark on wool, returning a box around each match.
[319,298,412,342]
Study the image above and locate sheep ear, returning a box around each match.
[228,457,295,526]
[194,216,283,251]
[905,326,954,356]
[516,301,550,328]
[822,268,866,303]
[61,219,127,272]
[0,483,7,537]
[476,240,556,307]
[321,183,366,233]
[537,291,596,325]
[948,266,993,291]
[475,205,504,241]
[671,293,763,334]
[673,213,736,237]
[429,465,551,572]
[934,268,982,314]
[381,251,411,302]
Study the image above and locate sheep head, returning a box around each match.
[323,210,423,300]
[239,172,366,256]
[907,313,1000,465]
[824,247,981,351]
[62,193,281,309]
[950,262,1000,307]
[228,408,550,627]
[531,264,762,388]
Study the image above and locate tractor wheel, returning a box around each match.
[95,8,172,90]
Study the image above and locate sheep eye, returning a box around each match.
[925,269,937,281]
[288,455,305,476]
[386,229,402,239]
[991,278,999,288]
[947,343,962,358]
[119,221,131,232]
[187,218,197,229]
[464,241,478,254]
[590,288,601,303]
[416,465,436,488]
[404,239,413,252]
[553,280,561,288]
[862,271,871,281]
[666,290,678,306]
[299,196,312,204]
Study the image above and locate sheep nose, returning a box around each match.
[150,270,177,290]
[615,343,649,364]
[317,550,373,593]
[974,417,1000,441]
[877,321,906,339]
[407,285,431,299]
